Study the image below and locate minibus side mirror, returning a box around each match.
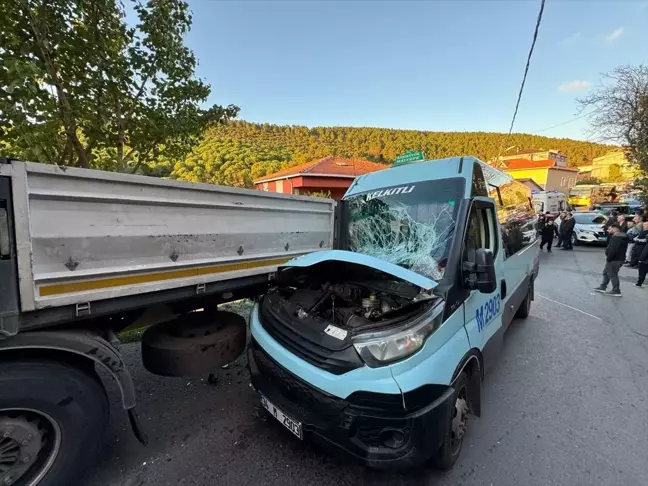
[474,248,497,294]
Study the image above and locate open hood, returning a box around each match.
[281,250,438,290]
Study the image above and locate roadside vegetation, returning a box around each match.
[171,122,614,187]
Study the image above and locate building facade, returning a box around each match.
[253,156,387,199]
[590,150,640,181]
[498,149,568,168]
[495,158,578,196]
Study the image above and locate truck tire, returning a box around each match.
[0,359,109,486]
[142,310,246,377]
[433,372,469,470]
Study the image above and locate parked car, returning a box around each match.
[557,212,608,245]
[592,203,633,216]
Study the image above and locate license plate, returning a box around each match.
[260,394,302,439]
[598,236,607,241]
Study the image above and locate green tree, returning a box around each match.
[578,65,648,200]
[576,177,602,185]
[173,121,615,188]
[0,0,238,170]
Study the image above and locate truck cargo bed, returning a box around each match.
[0,160,335,331]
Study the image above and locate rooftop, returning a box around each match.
[501,158,557,170]
[253,156,387,183]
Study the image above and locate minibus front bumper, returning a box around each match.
[248,339,455,468]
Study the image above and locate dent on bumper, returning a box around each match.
[248,341,455,467]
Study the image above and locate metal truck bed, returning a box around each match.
[0,160,335,323]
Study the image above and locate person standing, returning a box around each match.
[603,210,618,233]
[625,220,639,264]
[636,239,648,287]
[618,215,628,232]
[593,222,629,296]
[560,212,576,250]
[540,217,556,252]
[537,213,546,236]
[629,221,648,268]
[556,211,567,248]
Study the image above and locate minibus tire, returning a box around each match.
[433,372,469,470]
[515,287,532,318]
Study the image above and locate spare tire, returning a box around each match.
[142,310,246,376]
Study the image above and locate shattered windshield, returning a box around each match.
[344,178,464,281]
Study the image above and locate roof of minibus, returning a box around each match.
[344,156,481,198]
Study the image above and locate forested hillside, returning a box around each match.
[171,121,615,187]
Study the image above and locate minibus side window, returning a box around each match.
[463,205,497,265]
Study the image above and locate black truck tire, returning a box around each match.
[0,358,109,486]
[142,310,246,376]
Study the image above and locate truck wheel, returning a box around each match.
[142,310,246,376]
[515,286,532,318]
[0,359,109,486]
[433,372,469,470]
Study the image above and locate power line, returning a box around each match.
[495,0,546,166]
[533,111,594,134]
[507,0,545,137]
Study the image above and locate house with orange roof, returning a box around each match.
[253,156,388,199]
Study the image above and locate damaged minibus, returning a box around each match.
[248,156,540,468]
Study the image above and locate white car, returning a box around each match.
[556,212,608,245]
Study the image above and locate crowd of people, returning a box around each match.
[537,208,647,296]
[537,211,575,253]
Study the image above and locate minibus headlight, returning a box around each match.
[352,301,444,367]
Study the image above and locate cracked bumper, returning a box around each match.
[248,340,455,468]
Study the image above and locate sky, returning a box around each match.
[181,0,648,141]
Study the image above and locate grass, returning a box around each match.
[117,326,147,344]
[116,299,255,344]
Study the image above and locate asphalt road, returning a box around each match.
[84,245,648,486]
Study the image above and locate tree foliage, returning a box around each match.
[0,0,238,171]
[172,121,615,187]
[576,177,602,186]
[578,65,648,199]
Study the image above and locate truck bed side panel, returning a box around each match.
[5,162,336,311]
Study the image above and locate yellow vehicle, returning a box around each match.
[569,184,620,209]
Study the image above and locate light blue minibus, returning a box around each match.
[248,156,540,469]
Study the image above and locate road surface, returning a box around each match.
[84,245,648,486]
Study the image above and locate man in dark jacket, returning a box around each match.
[540,217,556,252]
[560,213,576,250]
[636,238,648,287]
[537,213,546,235]
[618,215,628,232]
[628,221,648,268]
[593,222,629,296]
[603,210,618,233]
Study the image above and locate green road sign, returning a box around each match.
[393,150,425,166]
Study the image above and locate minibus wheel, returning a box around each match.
[433,372,468,470]
[515,286,532,318]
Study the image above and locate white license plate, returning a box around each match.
[260,394,302,439]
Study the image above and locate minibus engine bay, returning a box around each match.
[266,262,438,331]
[258,261,444,373]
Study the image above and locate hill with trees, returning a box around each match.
[172,122,615,187]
